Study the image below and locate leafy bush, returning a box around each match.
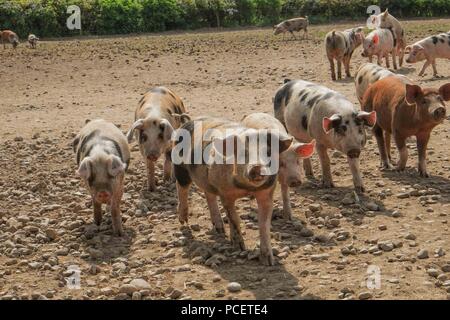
[1,0,449,38]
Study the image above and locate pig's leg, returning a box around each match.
[255,188,275,266]
[110,179,124,236]
[347,156,365,193]
[417,132,431,177]
[385,132,393,164]
[290,31,296,40]
[328,58,336,81]
[344,55,351,78]
[146,159,156,191]
[418,60,431,76]
[303,158,314,178]
[385,54,390,69]
[374,125,393,169]
[337,60,342,79]
[431,60,439,77]
[222,198,245,250]
[392,50,398,70]
[176,181,191,224]
[368,56,373,63]
[204,192,224,234]
[317,144,334,188]
[377,54,382,66]
[163,153,172,182]
[394,133,408,172]
[279,180,292,220]
[93,200,102,226]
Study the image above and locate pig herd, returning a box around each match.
[69,10,450,266]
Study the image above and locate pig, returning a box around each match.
[405,32,450,77]
[273,17,308,40]
[355,63,412,104]
[362,28,397,70]
[173,116,293,265]
[362,77,450,177]
[1,30,19,49]
[73,119,130,236]
[241,112,315,220]
[28,34,39,49]
[126,87,188,191]
[274,80,377,193]
[374,9,406,67]
[325,27,365,80]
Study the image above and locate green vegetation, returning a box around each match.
[1,0,449,38]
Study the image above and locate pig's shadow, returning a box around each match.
[180,232,321,300]
[426,75,450,81]
[334,77,354,84]
[79,217,136,263]
[380,169,450,204]
[395,66,416,75]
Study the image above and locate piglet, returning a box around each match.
[362,77,450,176]
[73,119,130,236]
[242,112,315,220]
[173,117,292,265]
[362,28,397,69]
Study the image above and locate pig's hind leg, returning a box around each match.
[417,132,431,178]
[221,198,245,251]
[93,200,103,226]
[394,133,408,172]
[255,188,275,266]
[205,192,224,234]
[374,125,394,170]
[317,144,334,188]
[174,165,192,224]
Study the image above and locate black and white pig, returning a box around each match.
[173,117,292,265]
[73,119,130,236]
[274,80,377,193]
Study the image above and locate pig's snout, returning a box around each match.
[433,107,446,120]
[247,165,269,182]
[96,191,111,204]
[146,153,159,161]
[347,149,361,159]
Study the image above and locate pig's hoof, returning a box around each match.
[259,252,275,266]
[355,185,365,193]
[214,225,225,234]
[380,163,394,171]
[113,228,124,237]
[321,181,335,188]
[395,167,406,173]
[419,170,430,178]
[146,184,156,192]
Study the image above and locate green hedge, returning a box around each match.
[1,0,450,38]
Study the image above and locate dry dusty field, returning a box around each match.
[1,19,450,300]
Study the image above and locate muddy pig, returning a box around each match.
[1,30,19,49]
[362,77,450,176]
[242,112,315,220]
[405,32,450,77]
[273,17,309,40]
[73,119,130,236]
[325,27,364,80]
[362,28,397,69]
[173,117,292,265]
[355,63,412,104]
[127,87,188,191]
[274,80,376,193]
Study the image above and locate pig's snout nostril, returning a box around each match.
[434,107,446,120]
[347,149,361,159]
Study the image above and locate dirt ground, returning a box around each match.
[1,18,450,300]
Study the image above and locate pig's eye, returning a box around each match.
[336,125,347,135]
[139,131,147,143]
[158,133,164,140]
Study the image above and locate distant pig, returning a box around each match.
[405,33,450,77]
[73,119,130,236]
[362,28,397,69]
[325,27,364,80]
[273,17,309,40]
[242,112,315,220]
[355,63,412,104]
[28,34,39,49]
[1,30,19,49]
[173,117,293,265]
[274,80,376,192]
[374,9,406,67]
[127,87,188,191]
[362,77,450,176]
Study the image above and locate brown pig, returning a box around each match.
[73,119,130,236]
[127,87,188,191]
[273,17,309,40]
[172,117,292,265]
[1,30,19,49]
[242,112,315,220]
[362,77,450,176]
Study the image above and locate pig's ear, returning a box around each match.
[357,111,377,127]
[295,140,315,158]
[405,84,423,105]
[108,155,126,177]
[373,34,379,45]
[383,9,389,16]
[278,135,293,154]
[172,113,191,124]
[405,45,411,54]
[160,119,174,141]
[77,157,91,179]
[438,83,450,101]
[127,119,144,143]
[322,114,341,133]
